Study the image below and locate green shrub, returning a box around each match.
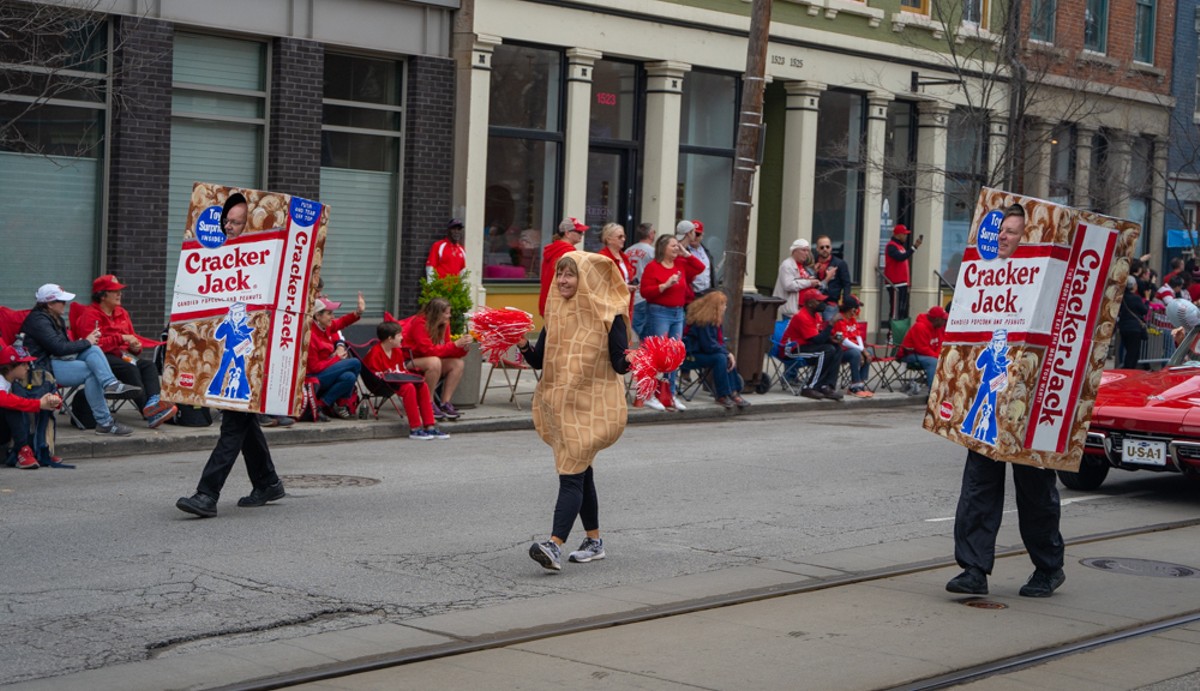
[418,271,473,336]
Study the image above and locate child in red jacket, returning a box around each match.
[1,342,65,469]
[363,321,448,440]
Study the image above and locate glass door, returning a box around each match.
[583,148,633,252]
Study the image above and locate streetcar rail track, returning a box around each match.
[209,517,1200,691]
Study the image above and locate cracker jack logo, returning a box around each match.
[206,301,254,403]
[961,329,1010,446]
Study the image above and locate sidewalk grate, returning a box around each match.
[1080,557,1198,578]
[961,598,1008,610]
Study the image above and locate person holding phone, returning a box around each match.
[884,225,923,320]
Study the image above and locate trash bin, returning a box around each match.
[736,293,785,392]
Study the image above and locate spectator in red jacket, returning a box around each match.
[780,288,845,400]
[426,218,467,280]
[73,275,177,428]
[899,305,947,390]
[307,293,365,420]
[402,297,473,420]
[363,321,448,440]
[539,217,586,316]
[639,233,706,409]
[596,222,636,319]
[1,342,63,469]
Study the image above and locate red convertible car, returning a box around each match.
[1059,329,1200,490]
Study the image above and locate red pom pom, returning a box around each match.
[468,307,534,365]
[628,336,686,401]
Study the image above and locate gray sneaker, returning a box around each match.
[103,380,141,395]
[96,421,133,436]
[529,540,562,571]
[568,537,605,563]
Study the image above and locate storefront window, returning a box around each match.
[881,101,917,268]
[320,53,404,311]
[590,60,636,142]
[942,109,987,275]
[677,70,737,282]
[0,11,107,307]
[485,44,564,282]
[1048,124,1075,205]
[813,90,865,271]
[1089,130,1110,213]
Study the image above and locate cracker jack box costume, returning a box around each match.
[161,183,328,416]
[532,252,630,476]
[923,188,1139,472]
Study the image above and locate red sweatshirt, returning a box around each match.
[640,255,705,308]
[781,308,829,348]
[426,238,466,278]
[71,303,160,356]
[362,342,413,374]
[899,313,944,358]
[401,314,468,359]
[307,312,361,375]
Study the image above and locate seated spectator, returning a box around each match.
[402,297,473,421]
[22,284,140,436]
[1,341,63,469]
[780,288,845,401]
[898,305,947,390]
[832,296,873,398]
[362,321,448,440]
[682,292,748,409]
[72,275,177,428]
[307,293,365,420]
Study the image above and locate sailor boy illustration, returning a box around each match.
[206,301,255,402]
[961,329,1010,446]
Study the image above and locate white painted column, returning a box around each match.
[451,32,502,306]
[859,91,893,330]
[779,81,826,259]
[1150,135,1168,257]
[1074,124,1096,209]
[911,100,952,315]
[562,48,602,219]
[641,61,690,237]
[1108,130,1133,222]
[988,113,1009,192]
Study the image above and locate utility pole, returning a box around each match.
[722,0,772,354]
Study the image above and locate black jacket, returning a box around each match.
[818,256,852,306]
[1116,291,1148,333]
[21,307,89,371]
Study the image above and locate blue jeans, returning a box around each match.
[844,348,870,385]
[646,303,685,393]
[316,358,362,406]
[51,345,118,427]
[903,353,938,388]
[631,301,649,340]
[685,352,736,398]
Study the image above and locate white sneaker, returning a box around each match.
[673,397,687,411]
[568,537,606,563]
[644,397,666,411]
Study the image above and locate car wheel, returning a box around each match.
[1057,458,1110,491]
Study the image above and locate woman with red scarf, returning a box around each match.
[596,222,636,318]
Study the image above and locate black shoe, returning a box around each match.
[1019,568,1065,598]
[237,481,286,507]
[818,385,844,401]
[176,492,218,518]
[800,388,826,400]
[946,567,988,595]
[257,414,279,427]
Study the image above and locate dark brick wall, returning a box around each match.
[267,38,323,200]
[398,55,456,316]
[106,17,173,336]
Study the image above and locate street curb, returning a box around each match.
[55,394,924,460]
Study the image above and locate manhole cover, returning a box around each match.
[1080,558,1199,578]
[961,598,1008,610]
[277,474,380,489]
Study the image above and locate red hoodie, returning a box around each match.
[307,312,361,375]
[401,314,468,359]
[899,313,944,358]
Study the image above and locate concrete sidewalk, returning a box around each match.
[12,521,1199,690]
[52,371,922,460]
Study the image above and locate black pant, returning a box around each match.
[888,285,909,321]
[795,343,842,390]
[1119,329,1144,370]
[196,411,279,501]
[953,450,1063,574]
[552,466,598,543]
[2,409,31,462]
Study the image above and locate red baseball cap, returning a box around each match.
[893,224,911,236]
[92,274,127,293]
[929,306,948,320]
[0,344,35,365]
[690,220,704,236]
[798,288,825,305]
[569,217,588,232]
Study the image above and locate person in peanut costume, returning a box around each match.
[517,252,632,571]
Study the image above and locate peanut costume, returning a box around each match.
[532,252,630,475]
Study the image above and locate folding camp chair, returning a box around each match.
[59,302,138,427]
[764,320,821,396]
[345,339,399,420]
[677,358,714,402]
[869,317,924,392]
[480,345,534,410]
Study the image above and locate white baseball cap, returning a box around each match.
[789,238,810,252]
[35,284,76,303]
[675,220,695,238]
